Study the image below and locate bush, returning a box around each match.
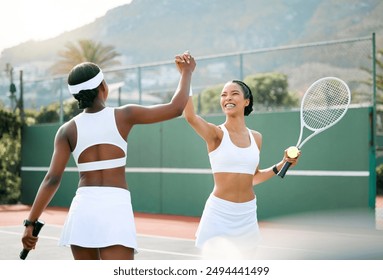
[34,100,81,124]
[376,164,383,195]
[0,109,22,204]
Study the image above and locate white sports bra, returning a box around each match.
[72,107,127,172]
[208,125,259,175]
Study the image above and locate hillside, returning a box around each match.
[0,0,382,80]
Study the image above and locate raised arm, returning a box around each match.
[183,91,222,152]
[118,52,196,125]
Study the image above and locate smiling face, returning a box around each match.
[220,82,250,116]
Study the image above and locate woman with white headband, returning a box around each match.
[21,51,196,260]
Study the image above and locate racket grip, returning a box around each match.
[20,220,45,260]
[277,161,292,178]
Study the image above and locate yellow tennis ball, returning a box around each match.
[287,146,299,158]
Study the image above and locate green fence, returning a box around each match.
[21,107,373,219]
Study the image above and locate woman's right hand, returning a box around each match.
[21,226,38,251]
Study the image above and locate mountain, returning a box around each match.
[0,0,382,80]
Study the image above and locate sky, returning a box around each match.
[0,0,133,53]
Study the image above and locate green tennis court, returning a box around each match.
[1,204,382,260]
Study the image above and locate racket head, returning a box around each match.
[279,77,351,178]
[299,77,351,146]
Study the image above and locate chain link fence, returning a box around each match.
[1,35,377,117]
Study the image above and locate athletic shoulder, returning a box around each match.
[58,119,75,135]
[249,129,262,138]
[249,129,262,150]
[55,120,77,151]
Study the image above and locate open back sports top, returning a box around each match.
[72,107,127,172]
[208,125,259,175]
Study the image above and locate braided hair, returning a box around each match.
[68,62,102,109]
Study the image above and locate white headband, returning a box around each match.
[68,70,104,94]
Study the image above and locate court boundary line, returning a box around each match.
[0,228,195,242]
[0,227,339,259]
[0,226,200,259]
[138,248,199,258]
[138,233,194,242]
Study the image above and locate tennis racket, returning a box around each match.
[20,220,45,260]
[277,77,351,178]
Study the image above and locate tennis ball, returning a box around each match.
[287,146,299,158]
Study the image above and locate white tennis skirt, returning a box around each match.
[58,187,137,252]
[195,194,261,251]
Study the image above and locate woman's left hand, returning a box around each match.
[283,147,301,167]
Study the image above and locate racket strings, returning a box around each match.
[302,80,350,130]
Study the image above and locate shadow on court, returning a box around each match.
[0,204,382,260]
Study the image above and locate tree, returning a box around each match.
[372,48,383,104]
[50,39,121,75]
[360,48,383,103]
[0,109,22,203]
[199,84,225,115]
[34,100,82,124]
[244,72,298,110]
[377,49,383,95]
[197,72,299,115]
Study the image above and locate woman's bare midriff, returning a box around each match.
[212,172,255,203]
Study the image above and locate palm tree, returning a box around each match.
[50,39,121,75]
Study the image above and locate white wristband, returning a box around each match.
[189,86,193,96]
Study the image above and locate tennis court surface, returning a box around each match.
[1,202,383,260]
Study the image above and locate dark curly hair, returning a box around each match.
[232,80,253,116]
[68,62,102,109]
